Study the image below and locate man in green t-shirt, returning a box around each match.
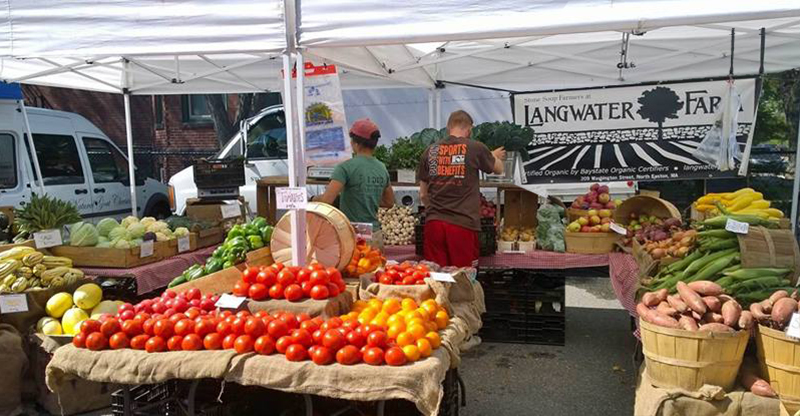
[314,119,394,250]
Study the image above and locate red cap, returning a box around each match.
[349,118,380,140]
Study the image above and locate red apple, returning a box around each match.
[598,185,609,194]
[590,183,600,192]
[580,226,592,233]
[598,193,610,204]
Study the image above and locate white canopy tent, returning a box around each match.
[2,1,800,258]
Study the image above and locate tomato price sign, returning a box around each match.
[276,187,308,210]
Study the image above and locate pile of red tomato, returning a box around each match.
[373,262,430,286]
[233,262,345,302]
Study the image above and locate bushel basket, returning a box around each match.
[756,324,800,414]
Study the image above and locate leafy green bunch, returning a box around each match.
[471,121,533,161]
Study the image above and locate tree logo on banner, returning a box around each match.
[637,86,684,140]
[305,102,334,126]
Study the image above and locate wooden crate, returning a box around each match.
[49,241,171,268]
[757,325,800,414]
[162,233,199,258]
[738,227,800,285]
[640,319,748,392]
[503,188,539,228]
[185,197,246,225]
[196,226,225,248]
[564,232,620,254]
[0,239,35,253]
[245,246,274,268]
[172,265,244,295]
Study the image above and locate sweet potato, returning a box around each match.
[677,281,707,315]
[688,281,723,297]
[702,312,724,324]
[645,309,680,329]
[703,296,722,313]
[740,361,777,398]
[698,323,734,333]
[771,298,797,327]
[770,290,789,304]
[678,315,699,331]
[738,311,754,330]
[657,301,678,317]
[691,311,703,321]
[721,300,742,327]
[667,295,688,314]
[760,299,773,314]
[642,288,668,307]
[636,303,651,319]
[718,294,735,304]
[750,302,769,322]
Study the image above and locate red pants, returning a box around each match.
[423,220,479,267]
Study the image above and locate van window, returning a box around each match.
[24,134,85,185]
[246,111,287,159]
[82,137,130,184]
[0,134,15,189]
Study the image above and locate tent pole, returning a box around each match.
[293,51,308,266]
[123,92,138,217]
[282,53,304,266]
[791,113,800,233]
[19,100,46,195]
[428,89,435,128]
[434,89,442,129]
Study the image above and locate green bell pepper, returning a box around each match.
[247,235,264,249]
[212,246,225,258]
[223,260,234,269]
[185,264,206,281]
[252,216,268,230]
[244,224,261,237]
[205,258,224,274]
[167,274,187,288]
[260,225,273,244]
[226,225,245,240]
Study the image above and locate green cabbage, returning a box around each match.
[127,223,146,239]
[96,218,120,237]
[109,226,129,241]
[96,241,113,248]
[130,238,143,247]
[97,236,109,244]
[70,222,99,247]
[120,216,139,228]
[114,239,131,249]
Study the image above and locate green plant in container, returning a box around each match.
[472,121,534,161]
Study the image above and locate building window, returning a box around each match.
[181,94,224,123]
[154,95,163,129]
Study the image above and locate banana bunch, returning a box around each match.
[694,188,784,220]
[0,249,80,293]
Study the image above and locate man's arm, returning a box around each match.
[419,181,430,207]
[491,147,507,174]
[312,180,344,204]
[380,184,395,208]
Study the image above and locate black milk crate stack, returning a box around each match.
[414,216,496,257]
[111,380,182,416]
[193,158,245,189]
[477,268,566,345]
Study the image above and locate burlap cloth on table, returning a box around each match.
[635,362,779,416]
[0,324,26,416]
[246,291,353,319]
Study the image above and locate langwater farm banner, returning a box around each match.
[513,79,756,184]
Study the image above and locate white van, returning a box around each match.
[169,105,636,215]
[0,101,171,219]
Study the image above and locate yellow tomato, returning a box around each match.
[387,314,404,327]
[416,338,432,358]
[387,323,405,339]
[435,310,449,330]
[408,323,427,340]
[402,344,421,362]
[425,332,441,349]
[382,298,402,315]
[401,298,418,311]
[396,332,416,347]
[371,311,390,328]
[407,317,425,329]
[425,321,439,333]
[421,300,439,317]
[415,308,430,322]
[353,300,369,312]
[404,310,423,323]
[367,298,383,311]
[357,258,372,270]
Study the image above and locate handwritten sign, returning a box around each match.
[33,229,62,249]
[725,218,749,235]
[140,241,154,258]
[220,204,241,219]
[276,187,308,210]
[177,236,191,253]
[786,313,800,340]
[0,294,28,314]
[397,169,416,184]
[215,293,247,309]
[352,222,373,240]
[430,272,456,283]
[609,222,628,235]
[502,250,526,254]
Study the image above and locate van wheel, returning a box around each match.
[145,201,171,220]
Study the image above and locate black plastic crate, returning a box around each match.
[111,381,181,416]
[479,312,565,345]
[478,224,496,256]
[194,158,245,188]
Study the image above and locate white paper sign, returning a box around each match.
[215,293,247,309]
[397,170,416,184]
[786,313,800,340]
[177,236,191,253]
[140,241,154,258]
[352,222,373,240]
[33,229,62,249]
[725,219,749,235]
[0,294,28,314]
[610,222,628,235]
[220,204,241,219]
[276,187,308,210]
[430,272,456,283]
[502,250,526,254]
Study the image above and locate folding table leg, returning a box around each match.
[187,379,201,416]
[303,393,314,416]
[122,386,132,416]
[376,400,386,416]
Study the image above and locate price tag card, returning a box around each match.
[220,203,241,219]
[276,187,308,210]
[430,272,456,283]
[786,313,800,339]
[502,250,526,254]
[0,294,28,314]
[177,236,191,253]
[725,219,749,235]
[215,293,247,309]
[352,222,373,240]
[397,170,416,184]
[140,241,154,258]
[609,222,627,235]
[33,229,63,249]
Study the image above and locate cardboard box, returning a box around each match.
[50,241,170,268]
[503,188,539,228]
[186,198,246,225]
[196,226,225,248]
[245,246,274,268]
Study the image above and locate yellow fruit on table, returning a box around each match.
[61,307,89,335]
[36,316,57,332]
[425,321,438,333]
[425,332,442,349]
[408,323,426,340]
[41,319,63,335]
[73,283,103,310]
[46,292,73,318]
[402,344,421,362]
[396,332,416,347]
[416,338,432,358]
[421,300,439,317]
[371,311,390,328]
[352,300,368,312]
[416,308,430,322]
[367,298,383,311]
[387,323,405,339]
[90,300,119,319]
[401,298,418,311]
[386,314,404,328]
[435,310,450,329]
[381,298,401,315]
[404,310,423,323]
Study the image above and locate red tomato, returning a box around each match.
[301,281,313,296]
[297,313,311,322]
[279,313,299,329]
[107,332,129,349]
[172,298,189,313]
[72,332,87,348]
[401,276,416,285]
[310,346,334,365]
[233,280,250,297]
[326,267,342,282]
[336,345,361,365]
[254,335,275,355]
[119,310,135,321]
[312,329,324,345]
[275,336,293,354]
[379,275,393,285]
[203,333,223,350]
[367,331,388,348]
[290,329,313,348]
[181,334,203,351]
[215,320,232,337]
[267,320,289,339]
[343,319,360,332]
[153,319,174,338]
[271,262,285,272]
[385,346,407,366]
[118,302,134,314]
[234,335,254,354]
[256,269,277,286]
[174,319,195,336]
[285,344,308,362]
[310,285,330,300]
[231,317,247,335]
[244,317,265,337]
[199,298,215,311]
[277,270,296,287]
[195,319,216,337]
[309,270,330,287]
[236,310,251,319]
[326,282,340,297]
[80,319,102,335]
[310,262,325,271]
[143,319,157,336]
[296,268,311,283]
[163,289,177,299]
[185,307,201,320]
[322,329,345,351]
[269,284,285,299]
[222,334,237,350]
[167,335,183,351]
[242,267,260,284]
[299,319,319,333]
[248,283,269,301]
[130,334,150,350]
[121,320,143,337]
[363,347,384,365]
[168,312,187,323]
[284,284,303,302]
[360,324,379,336]
[145,336,166,353]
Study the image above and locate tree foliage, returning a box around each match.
[206,93,275,148]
